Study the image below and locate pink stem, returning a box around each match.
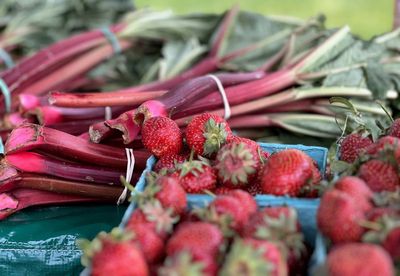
[0,188,113,220]
[5,124,150,169]
[5,151,126,184]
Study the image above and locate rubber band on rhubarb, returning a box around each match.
[0,48,14,68]
[207,74,231,119]
[105,106,112,120]
[100,27,122,54]
[117,148,135,205]
[0,78,11,113]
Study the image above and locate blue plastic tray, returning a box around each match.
[121,143,327,243]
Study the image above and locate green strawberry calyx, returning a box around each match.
[203,118,229,156]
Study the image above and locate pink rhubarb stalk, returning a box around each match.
[5,124,150,168]
[0,188,113,220]
[5,151,127,184]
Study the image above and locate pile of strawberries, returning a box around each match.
[79,179,310,276]
[338,118,400,192]
[315,118,400,275]
[141,112,321,197]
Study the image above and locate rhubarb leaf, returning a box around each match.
[158,38,207,80]
[363,62,392,100]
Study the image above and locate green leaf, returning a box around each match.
[363,62,392,100]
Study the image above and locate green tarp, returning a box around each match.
[0,204,126,276]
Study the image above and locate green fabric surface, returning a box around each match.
[0,204,127,276]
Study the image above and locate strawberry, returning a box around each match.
[227,136,270,162]
[214,186,236,195]
[334,176,373,212]
[383,227,400,262]
[78,228,149,276]
[139,175,187,215]
[126,201,179,239]
[185,113,232,157]
[317,189,365,243]
[172,158,217,193]
[126,223,164,264]
[339,133,372,163]
[388,118,400,138]
[166,222,223,275]
[142,116,183,158]
[358,159,399,192]
[220,238,287,276]
[241,207,305,275]
[154,153,187,172]
[158,251,209,276]
[301,162,322,198]
[327,243,394,276]
[260,149,314,196]
[366,136,400,162]
[246,181,263,196]
[202,195,249,233]
[226,189,257,216]
[215,141,261,188]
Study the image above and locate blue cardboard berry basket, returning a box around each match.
[120,142,328,246]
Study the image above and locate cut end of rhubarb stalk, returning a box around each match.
[5,124,43,154]
[134,100,168,125]
[0,162,19,183]
[89,122,114,143]
[106,115,141,144]
[0,193,19,220]
[19,94,41,111]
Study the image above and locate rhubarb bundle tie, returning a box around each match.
[117,148,135,204]
[0,48,14,68]
[207,74,231,120]
[0,78,11,113]
[100,26,122,55]
[105,106,112,120]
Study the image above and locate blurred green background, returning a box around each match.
[136,0,394,38]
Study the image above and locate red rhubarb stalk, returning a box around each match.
[5,124,150,168]
[18,41,131,95]
[0,188,113,220]
[48,90,166,108]
[5,151,125,184]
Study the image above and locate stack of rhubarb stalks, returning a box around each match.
[1,6,400,219]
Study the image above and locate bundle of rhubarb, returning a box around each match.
[0,0,133,69]
[0,123,152,220]
[2,7,399,145]
[138,112,322,197]
[316,177,399,275]
[79,188,310,276]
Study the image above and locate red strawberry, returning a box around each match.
[79,228,149,276]
[206,195,249,232]
[126,223,164,264]
[154,153,187,172]
[327,243,394,276]
[139,176,187,216]
[185,113,232,157]
[388,118,400,138]
[334,176,373,212]
[358,159,399,192]
[383,227,400,261]
[246,181,263,196]
[142,116,183,158]
[260,149,314,196]
[301,163,322,198]
[339,133,372,163]
[220,238,287,276]
[226,189,257,216]
[317,189,365,243]
[227,136,261,151]
[172,158,217,193]
[214,186,236,195]
[366,136,400,154]
[158,251,210,276]
[241,206,305,274]
[166,222,223,275]
[126,201,179,239]
[215,141,261,188]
